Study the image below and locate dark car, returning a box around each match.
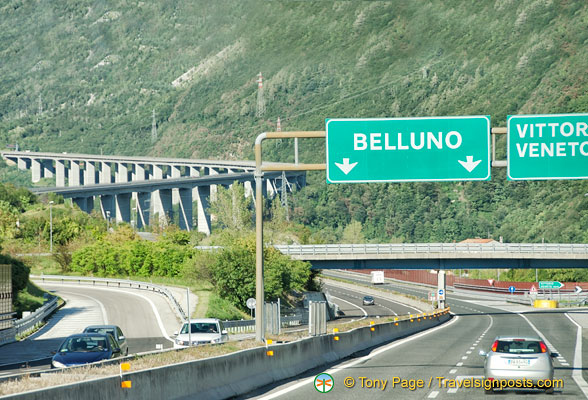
[51,333,122,368]
[83,325,129,356]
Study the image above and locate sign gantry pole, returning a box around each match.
[254,131,325,343]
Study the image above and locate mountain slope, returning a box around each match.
[1,0,587,243]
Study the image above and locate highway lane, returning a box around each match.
[243,274,588,399]
[0,283,180,376]
[324,283,422,322]
[324,269,588,387]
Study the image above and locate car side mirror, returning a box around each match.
[113,348,121,354]
[221,330,228,335]
[51,350,57,355]
[551,352,559,358]
[479,350,487,357]
[118,335,125,341]
[173,331,178,336]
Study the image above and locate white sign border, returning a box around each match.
[326,115,491,184]
[507,113,588,181]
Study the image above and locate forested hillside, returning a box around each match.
[1,0,587,243]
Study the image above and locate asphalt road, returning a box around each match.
[0,282,179,376]
[242,271,588,399]
[324,283,423,322]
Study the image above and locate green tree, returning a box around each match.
[209,183,253,231]
[209,234,312,310]
[342,220,365,244]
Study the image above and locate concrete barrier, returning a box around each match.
[4,311,451,400]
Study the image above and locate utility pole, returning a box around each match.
[280,171,291,221]
[37,94,42,121]
[256,72,265,118]
[49,201,54,253]
[151,109,157,144]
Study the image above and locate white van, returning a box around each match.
[371,271,385,285]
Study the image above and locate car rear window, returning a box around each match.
[495,339,542,354]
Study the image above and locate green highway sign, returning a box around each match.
[325,116,491,183]
[538,281,564,290]
[508,113,588,180]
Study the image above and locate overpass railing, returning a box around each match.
[273,243,588,255]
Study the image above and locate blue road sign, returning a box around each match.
[508,286,516,294]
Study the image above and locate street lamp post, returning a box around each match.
[49,201,54,253]
[106,210,111,230]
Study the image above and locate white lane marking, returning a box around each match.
[331,289,399,316]
[30,290,108,340]
[469,347,475,350]
[466,351,471,354]
[519,313,588,397]
[428,391,439,398]
[447,376,485,394]
[461,356,468,360]
[330,296,367,320]
[449,369,457,374]
[44,284,174,343]
[456,362,463,367]
[565,313,588,399]
[325,280,422,313]
[69,291,109,324]
[257,315,460,399]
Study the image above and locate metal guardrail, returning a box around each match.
[222,315,305,334]
[0,327,16,346]
[453,282,588,306]
[273,243,588,255]
[15,297,59,337]
[32,275,187,321]
[0,297,59,346]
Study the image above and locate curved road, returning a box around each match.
[324,283,423,322]
[0,282,181,376]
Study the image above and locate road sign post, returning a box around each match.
[437,270,446,309]
[326,116,491,183]
[254,131,326,343]
[508,113,588,180]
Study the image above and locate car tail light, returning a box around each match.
[491,340,498,352]
[540,342,547,353]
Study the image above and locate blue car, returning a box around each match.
[51,333,122,368]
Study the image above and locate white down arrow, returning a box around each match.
[335,158,358,175]
[458,156,481,172]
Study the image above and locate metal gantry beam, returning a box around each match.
[254,131,325,342]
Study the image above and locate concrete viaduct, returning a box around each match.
[1,151,305,234]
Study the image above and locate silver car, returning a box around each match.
[173,318,229,348]
[362,296,375,306]
[83,325,129,356]
[479,336,558,394]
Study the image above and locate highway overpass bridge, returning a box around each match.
[1,151,304,234]
[274,242,588,269]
